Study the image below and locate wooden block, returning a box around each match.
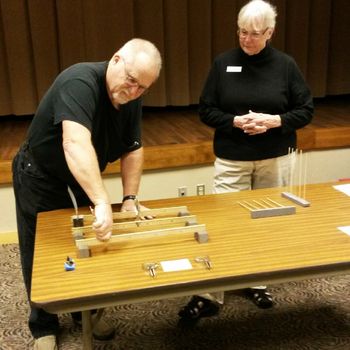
[281,192,310,207]
[195,230,208,243]
[72,229,84,240]
[250,206,296,219]
[77,245,91,259]
[185,217,198,226]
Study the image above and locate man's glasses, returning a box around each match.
[237,28,269,40]
[120,56,149,95]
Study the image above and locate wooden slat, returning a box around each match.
[78,206,189,224]
[72,215,197,233]
[75,224,207,249]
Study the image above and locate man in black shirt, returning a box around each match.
[12,38,162,350]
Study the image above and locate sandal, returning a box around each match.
[246,288,273,309]
[178,296,220,320]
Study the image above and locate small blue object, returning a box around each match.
[64,256,76,271]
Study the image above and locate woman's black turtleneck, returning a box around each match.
[199,44,313,161]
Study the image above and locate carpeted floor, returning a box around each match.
[1,243,350,350]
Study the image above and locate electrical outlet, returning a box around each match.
[178,186,187,197]
[196,184,205,195]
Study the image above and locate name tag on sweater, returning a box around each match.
[226,66,242,72]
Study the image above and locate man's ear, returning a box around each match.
[112,53,120,64]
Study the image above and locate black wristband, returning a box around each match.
[122,195,137,202]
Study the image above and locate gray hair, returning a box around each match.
[118,38,162,78]
[238,0,277,31]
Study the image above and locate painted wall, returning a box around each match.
[1,148,350,235]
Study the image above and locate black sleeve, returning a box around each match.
[199,59,235,135]
[123,100,142,152]
[280,58,314,134]
[53,78,97,131]
[121,99,143,154]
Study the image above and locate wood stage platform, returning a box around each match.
[0,95,349,185]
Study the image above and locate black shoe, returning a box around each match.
[245,288,273,309]
[178,296,220,321]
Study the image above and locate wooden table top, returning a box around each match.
[31,182,350,313]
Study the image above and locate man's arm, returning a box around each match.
[120,147,144,211]
[62,120,112,240]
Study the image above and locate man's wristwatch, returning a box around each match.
[122,195,137,202]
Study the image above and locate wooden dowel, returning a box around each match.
[237,201,252,211]
[242,200,260,210]
[252,200,268,208]
[265,197,283,207]
[261,199,274,208]
[237,201,255,211]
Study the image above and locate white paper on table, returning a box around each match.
[338,226,350,236]
[160,258,193,272]
[333,184,350,196]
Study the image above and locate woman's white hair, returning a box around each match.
[238,0,277,31]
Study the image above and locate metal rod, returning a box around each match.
[298,150,303,198]
[303,152,308,199]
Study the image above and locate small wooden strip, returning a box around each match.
[237,201,252,211]
[251,206,296,219]
[72,215,197,234]
[281,192,311,207]
[252,200,268,209]
[75,224,207,249]
[260,199,274,208]
[237,201,259,211]
[265,197,284,207]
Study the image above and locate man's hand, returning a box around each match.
[92,203,113,241]
[121,199,153,220]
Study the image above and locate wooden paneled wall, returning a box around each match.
[1,0,350,116]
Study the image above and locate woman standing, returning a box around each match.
[179,0,313,323]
